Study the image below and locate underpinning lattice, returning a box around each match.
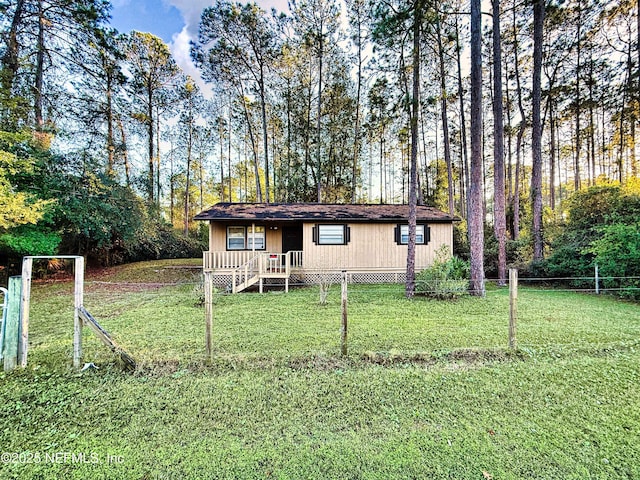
[208,271,407,290]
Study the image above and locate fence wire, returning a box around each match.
[20,273,640,369]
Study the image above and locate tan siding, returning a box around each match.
[208,222,282,252]
[302,222,452,271]
[209,220,453,272]
[209,223,226,251]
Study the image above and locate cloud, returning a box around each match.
[165,0,291,98]
[166,0,211,36]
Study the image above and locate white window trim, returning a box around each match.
[226,225,266,251]
[399,224,426,245]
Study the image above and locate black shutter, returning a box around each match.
[312,225,318,244]
[425,224,431,244]
[394,225,400,245]
[345,226,351,244]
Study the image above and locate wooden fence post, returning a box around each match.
[4,276,22,371]
[18,258,32,368]
[341,271,348,357]
[73,257,84,369]
[509,268,518,350]
[595,263,600,295]
[204,271,213,363]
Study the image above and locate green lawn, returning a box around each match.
[1,260,639,479]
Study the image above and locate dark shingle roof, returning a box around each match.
[194,203,456,223]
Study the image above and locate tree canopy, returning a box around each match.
[0,0,638,286]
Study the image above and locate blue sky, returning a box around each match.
[110,0,185,44]
[109,0,290,88]
[110,0,290,42]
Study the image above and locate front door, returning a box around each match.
[282,224,303,253]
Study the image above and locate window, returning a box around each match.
[227,227,246,250]
[227,226,266,250]
[396,224,429,245]
[313,224,350,245]
[247,226,265,250]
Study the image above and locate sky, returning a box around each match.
[110,0,290,87]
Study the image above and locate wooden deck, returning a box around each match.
[203,251,303,293]
[202,251,419,293]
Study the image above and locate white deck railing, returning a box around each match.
[203,251,304,272]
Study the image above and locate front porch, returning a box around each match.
[203,250,304,293]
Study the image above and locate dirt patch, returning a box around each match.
[287,354,349,371]
[361,348,525,367]
[85,281,176,294]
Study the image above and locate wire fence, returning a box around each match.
[19,269,640,370]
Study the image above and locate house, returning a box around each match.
[194,202,456,292]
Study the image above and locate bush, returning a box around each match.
[0,224,61,256]
[538,184,640,299]
[588,223,640,301]
[416,246,470,299]
[125,221,206,263]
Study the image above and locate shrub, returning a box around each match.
[416,245,470,299]
[125,221,206,263]
[0,224,61,256]
[587,223,640,301]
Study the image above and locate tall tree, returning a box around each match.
[125,31,179,206]
[290,0,341,202]
[406,0,424,298]
[67,28,127,177]
[531,0,545,260]
[469,0,485,296]
[346,0,368,203]
[434,13,455,215]
[492,0,507,285]
[197,1,278,203]
[0,0,111,131]
[177,77,203,237]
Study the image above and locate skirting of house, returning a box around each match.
[208,270,409,291]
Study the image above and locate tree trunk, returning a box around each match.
[35,0,45,130]
[285,80,292,202]
[106,71,115,175]
[184,123,192,237]
[219,120,225,201]
[147,82,155,203]
[169,139,175,225]
[589,55,596,184]
[455,12,469,220]
[549,99,556,210]
[316,23,324,203]
[469,0,485,296]
[406,0,422,299]
[574,0,582,192]
[512,0,525,240]
[117,116,131,186]
[531,0,545,261]
[239,83,263,202]
[2,0,25,128]
[492,0,507,286]
[228,105,232,201]
[156,111,161,206]
[351,14,363,204]
[436,17,455,215]
[259,69,270,203]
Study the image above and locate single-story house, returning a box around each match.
[194,202,456,292]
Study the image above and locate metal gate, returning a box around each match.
[0,286,7,360]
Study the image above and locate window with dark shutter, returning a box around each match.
[396,224,429,245]
[314,224,349,245]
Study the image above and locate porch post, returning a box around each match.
[251,223,255,252]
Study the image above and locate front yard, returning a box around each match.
[0,260,639,479]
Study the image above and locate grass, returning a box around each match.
[1,259,639,479]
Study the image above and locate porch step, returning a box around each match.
[234,274,260,293]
